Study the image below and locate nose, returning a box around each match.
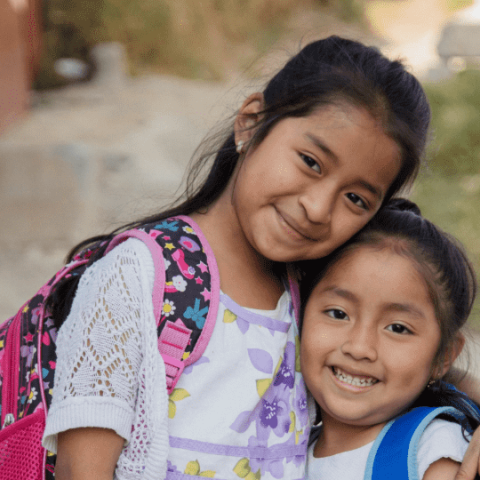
[299,182,336,225]
[340,322,378,362]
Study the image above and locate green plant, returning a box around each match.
[411,70,480,330]
[423,70,480,177]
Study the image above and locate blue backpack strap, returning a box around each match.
[364,406,466,480]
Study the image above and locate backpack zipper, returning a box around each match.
[1,312,21,428]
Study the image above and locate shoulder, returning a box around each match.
[79,237,156,296]
[417,418,469,480]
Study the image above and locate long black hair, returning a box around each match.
[302,198,480,432]
[49,36,431,327]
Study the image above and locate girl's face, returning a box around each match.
[232,102,401,262]
[301,246,442,430]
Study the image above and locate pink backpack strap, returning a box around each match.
[105,229,166,325]
[158,321,192,392]
[287,264,301,328]
[177,216,220,369]
[105,217,220,395]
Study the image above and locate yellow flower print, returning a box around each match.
[223,310,237,323]
[162,299,176,317]
[168,388,190,418]
[233,458,261,480]
[185,460,215,477]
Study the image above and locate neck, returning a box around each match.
[314,412,386,458]
[190,194,284,309]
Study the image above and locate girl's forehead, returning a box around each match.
[318,244,427,292]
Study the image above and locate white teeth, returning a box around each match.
[333,367,377,387]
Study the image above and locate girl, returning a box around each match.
[41,36,449,480]
[301,199,480,480]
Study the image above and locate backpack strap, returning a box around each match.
[364,406,466,480]
[107,216,220,394]
[105,229,167,323]
[287,264,301,328]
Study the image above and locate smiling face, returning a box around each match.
[301,245,442,432]
[232,102,401,262]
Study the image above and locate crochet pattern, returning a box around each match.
[44,239,169,479]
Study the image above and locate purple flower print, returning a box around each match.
[230,381,291,439]
[294,379,309,428]
[256,384,291,438]
[183,356,209,375]
[283,432,308,468]
[20,345,36,368]
[167,460,180,473]
[273,341,295,389]
[248,436,285,479]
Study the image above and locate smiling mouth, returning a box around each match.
[332,367,379,387]
[276,209,316,242]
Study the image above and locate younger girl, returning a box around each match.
[302,199,480,480]
[42,36,434,479]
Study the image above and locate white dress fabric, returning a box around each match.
[306,418,469,480]
[43,237,309,480]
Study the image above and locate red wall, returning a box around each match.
[0,0,42,133]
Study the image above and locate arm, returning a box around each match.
[424,458,461,480]
[55,428,124,480]
[43,239,160,475]
[454,427,480,480]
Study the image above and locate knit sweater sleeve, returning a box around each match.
[42,238,169,480]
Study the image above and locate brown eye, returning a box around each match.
[346,193,367,210]
[325,309,348,320]
[300,154,321,173]
[387,323,412,335]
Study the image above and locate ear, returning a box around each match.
[234,92,265,147]
[436,333,466,378]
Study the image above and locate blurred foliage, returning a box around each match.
[443,0,474,11]
[412,70,480,330]
[422,70,480,177]
[34,0,366,89]
[317,0,365,22]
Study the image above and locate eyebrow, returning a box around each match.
[384,302,426,320]
[305,133,339,165]
[304,133,383,200]
[321,286,358,303]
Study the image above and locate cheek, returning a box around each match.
[330,213,375,250]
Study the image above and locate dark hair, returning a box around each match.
[49,36,431,327]
[302,198,480,431]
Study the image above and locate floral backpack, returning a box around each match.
[0,216,231,480]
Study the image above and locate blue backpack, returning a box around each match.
[309,384,480,480]
[365,405,468,480]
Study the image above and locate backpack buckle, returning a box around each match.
[162,354,185,394]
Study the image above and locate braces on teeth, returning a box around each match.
[333,367,377,387]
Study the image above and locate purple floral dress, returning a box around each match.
[166,289,309,480]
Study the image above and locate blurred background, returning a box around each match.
[1,0,480,341]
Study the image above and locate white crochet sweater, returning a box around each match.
[42,238,170,480]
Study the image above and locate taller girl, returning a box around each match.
[43,36,430,480]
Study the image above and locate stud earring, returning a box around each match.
[428,379,436,387]
[236,141,244,154]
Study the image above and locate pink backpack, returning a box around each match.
[0,215,301,479]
